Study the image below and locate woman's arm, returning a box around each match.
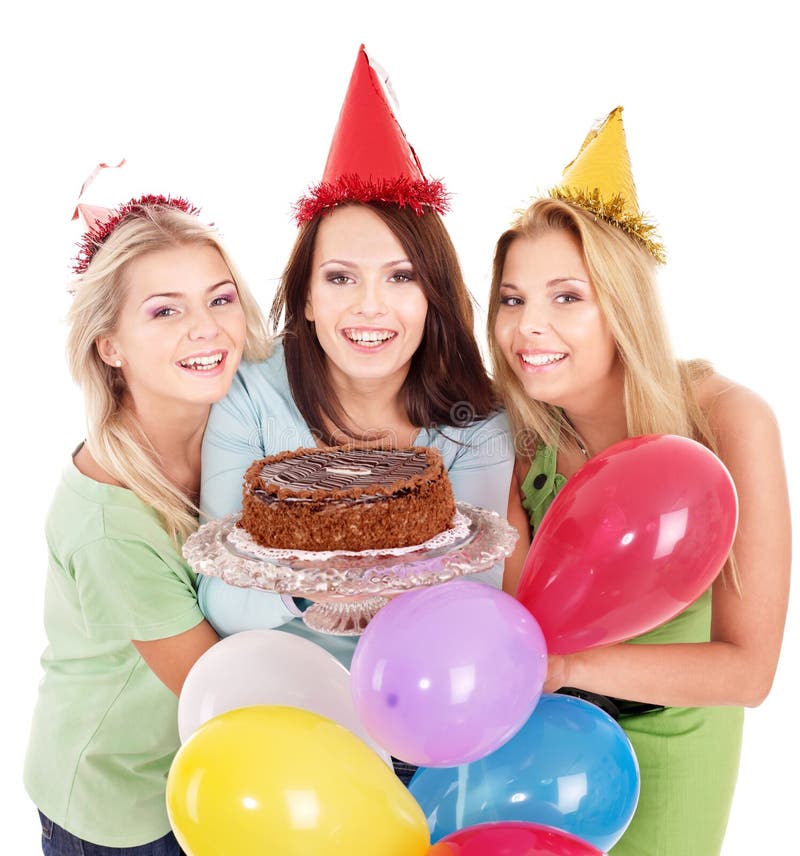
[72,535,224,696]
[548,383,791,707]
[133,620,219,696]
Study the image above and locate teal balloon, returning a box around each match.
[409,694,640,852]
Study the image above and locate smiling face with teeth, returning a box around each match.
[493,229,622,413]
[97,243,247,412]
[304,205,428,390]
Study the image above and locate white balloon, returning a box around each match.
[178,629,392,765]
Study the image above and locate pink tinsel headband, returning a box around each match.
[72,194,200,274]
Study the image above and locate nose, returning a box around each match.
[518,297,550,336]
[354,280,387,318]
[188,305,220,340]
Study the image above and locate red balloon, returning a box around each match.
[426,821,603,855]
[516,435,738,654]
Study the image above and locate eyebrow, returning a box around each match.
[318,258,411,269]
[547,277,589,287]
[499,278,589,292]
[139,279,235,306]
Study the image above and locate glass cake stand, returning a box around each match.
[183,502,518,636]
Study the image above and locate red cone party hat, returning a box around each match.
[294,45,448,224]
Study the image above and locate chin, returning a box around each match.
[518,379,562,407]
[182,380,232,406]
[333,353,409,380]
[348,367,396,382]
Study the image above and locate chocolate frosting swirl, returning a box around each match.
[258,448,429,493]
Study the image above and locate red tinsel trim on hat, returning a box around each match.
[72,194,201,274]
[293,175,450,226]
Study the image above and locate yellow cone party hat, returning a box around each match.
[550,107,665,263]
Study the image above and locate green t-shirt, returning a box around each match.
[24,460,205,846]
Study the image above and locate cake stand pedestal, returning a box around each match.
[183,502,518,636]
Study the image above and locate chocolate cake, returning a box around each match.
[238,446,456,552]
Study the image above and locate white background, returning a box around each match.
[2,1,796,852]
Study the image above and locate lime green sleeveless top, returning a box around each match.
[521,446,744,854]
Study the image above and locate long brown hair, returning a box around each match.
[271,202,497,443]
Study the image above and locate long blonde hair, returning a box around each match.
[488,198,738,585]
[66,203,271,542]
[488,198,714,456]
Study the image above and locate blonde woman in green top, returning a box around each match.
[24,197,270,853]
[488,193,791,855]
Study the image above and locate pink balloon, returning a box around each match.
[517,435,738,654]
[351,580,547,766]
[426,821,603,855]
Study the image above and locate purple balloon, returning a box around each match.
[350,580,547,767]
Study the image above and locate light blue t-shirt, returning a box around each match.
[198,342,514,667]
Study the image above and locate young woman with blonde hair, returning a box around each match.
[24,196,270,854]
[490,109,790,854]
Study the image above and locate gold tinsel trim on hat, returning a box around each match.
[549,186,666,265]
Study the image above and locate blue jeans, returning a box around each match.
[38,812,184,856]
[392,757,419,785]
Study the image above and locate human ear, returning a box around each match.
[96,335,123,368]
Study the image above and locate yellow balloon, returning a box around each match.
[166,705,430,856]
